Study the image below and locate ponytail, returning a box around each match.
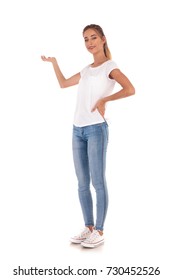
[104,42,112,60]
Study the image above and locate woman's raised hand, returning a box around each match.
[41,55,56,63]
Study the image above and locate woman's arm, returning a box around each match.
[105,68,135,101]
[92,68,135,117]
[41,56,80,88]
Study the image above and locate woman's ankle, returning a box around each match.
[86,225,94,232]
[97,230,103,236]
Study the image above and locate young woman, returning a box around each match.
[41,24,135,248]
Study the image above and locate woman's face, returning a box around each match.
[83,28,105,55]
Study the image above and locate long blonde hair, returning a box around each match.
[83,24,112,59]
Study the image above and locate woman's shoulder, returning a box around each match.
[106,59,118,70]
[106,59,118,67]
[80,64,90,72]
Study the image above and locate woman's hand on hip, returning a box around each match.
[92,99,106,117]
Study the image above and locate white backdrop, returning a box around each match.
[0,0,172,279]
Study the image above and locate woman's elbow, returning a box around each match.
[60,84,65,88]
[59,81,67,88]
[128,85,135,96]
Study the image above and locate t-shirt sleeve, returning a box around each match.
[80,65,88,77]
[106,60,119,78]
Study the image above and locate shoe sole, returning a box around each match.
[81,240,104,248]
[70,238,87,244]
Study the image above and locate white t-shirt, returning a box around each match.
[73,60,118,127]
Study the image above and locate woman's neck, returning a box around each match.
[92,54,109,67]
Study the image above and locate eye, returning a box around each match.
[84,38,89,42]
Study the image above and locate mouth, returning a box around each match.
[88,46,95,50]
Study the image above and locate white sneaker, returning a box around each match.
[81,230,104,248]
[70,227,92,244]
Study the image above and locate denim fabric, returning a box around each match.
[72,122,109,231]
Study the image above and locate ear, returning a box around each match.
[102,36,106,43]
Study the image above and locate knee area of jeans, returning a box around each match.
[92,182,107,191]
[78,186,90,192]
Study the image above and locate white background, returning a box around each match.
[0,0,172,279]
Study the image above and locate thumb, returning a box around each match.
[91,105,97,112]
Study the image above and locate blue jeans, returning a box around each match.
[72,122,109,231]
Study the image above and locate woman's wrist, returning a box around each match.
[51,57,57,64]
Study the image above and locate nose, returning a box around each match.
[86,38,93,46]
[88,41,94,49]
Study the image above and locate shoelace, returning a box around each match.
[86,230,100,242]
[77,228,90,238]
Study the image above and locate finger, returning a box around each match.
[98,107,105,116]
[91,105,96,112]
[41,55,46,61]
